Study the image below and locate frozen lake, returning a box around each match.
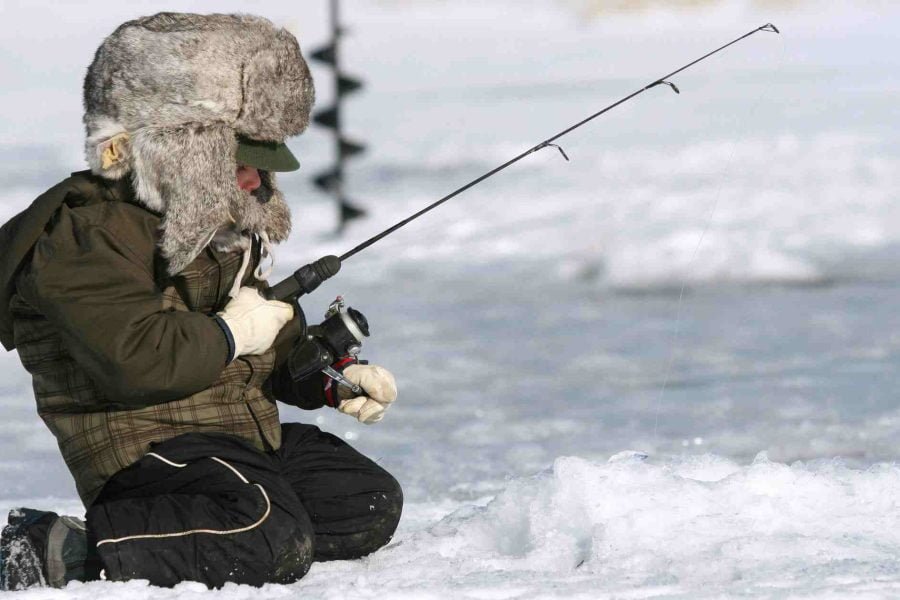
[1,0,899,597]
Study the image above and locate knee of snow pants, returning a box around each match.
[277,423,404,561]
[86,433,315,588]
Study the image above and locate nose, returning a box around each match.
[236,166,262,192]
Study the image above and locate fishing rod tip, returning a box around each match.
[761,23,780,34]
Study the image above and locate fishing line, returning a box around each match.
[651,30,788,443]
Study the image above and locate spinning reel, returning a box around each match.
[286,296,370,395]
[265,256,369,395]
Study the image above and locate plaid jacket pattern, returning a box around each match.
[11,219,282,506]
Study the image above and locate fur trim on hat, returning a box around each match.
[83,12,312,273]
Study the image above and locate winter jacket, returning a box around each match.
[0,171,324,506]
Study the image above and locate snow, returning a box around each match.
[2,0,900,597]
[13,454,900,598]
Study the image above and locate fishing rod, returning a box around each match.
[265,22,780,394]
[269,22,780,301]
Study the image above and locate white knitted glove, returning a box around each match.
[217,287,293,359]
[337,364,398,424]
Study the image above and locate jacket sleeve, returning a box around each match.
[16,205,230,408]
[259,301,327,410]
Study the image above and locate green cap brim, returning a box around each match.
[235,136,300,172]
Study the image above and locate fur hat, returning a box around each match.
[83,12,315,274]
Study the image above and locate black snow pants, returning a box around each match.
[85,423,402,588]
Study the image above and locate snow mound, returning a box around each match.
[323,453,900,598]
[394,454,900,581]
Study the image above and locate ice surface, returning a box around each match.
[2,0,900,597]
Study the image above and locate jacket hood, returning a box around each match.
[0,172,123,350]
[83,12,314,274]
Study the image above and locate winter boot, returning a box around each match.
[0,508,91,590]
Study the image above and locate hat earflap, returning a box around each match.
[131,123,240,274]
[130,123,293,275]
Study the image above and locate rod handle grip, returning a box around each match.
[267,255,342,301]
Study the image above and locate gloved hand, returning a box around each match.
[335,364,398,424]
[216,287,293,360]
